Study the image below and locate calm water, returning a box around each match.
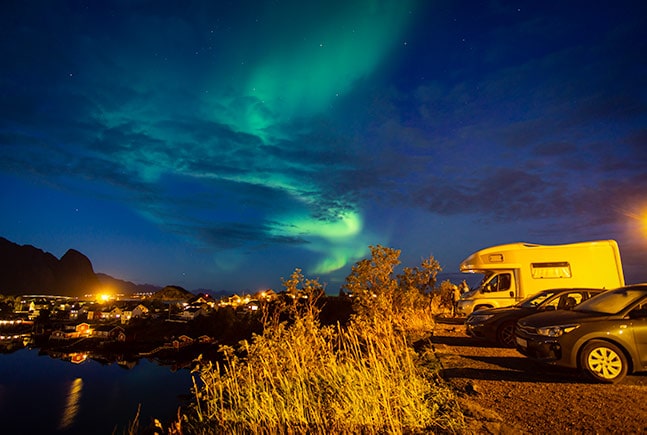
[0,348,194,435]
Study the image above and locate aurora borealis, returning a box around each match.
[1,1,646,292]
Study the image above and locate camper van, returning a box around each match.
[455,240,625,316]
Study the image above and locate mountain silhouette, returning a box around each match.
[0,237,99,297]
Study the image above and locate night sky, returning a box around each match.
[1,1,646,293]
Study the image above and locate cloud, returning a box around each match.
[196,222,308,249]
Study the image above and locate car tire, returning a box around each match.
[496,321,516,348]
[580,340,628,383]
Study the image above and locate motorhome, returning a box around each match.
[455,240,625,316]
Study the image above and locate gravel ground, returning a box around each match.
[431,317,647,434]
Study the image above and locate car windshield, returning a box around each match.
[517,291,559,308]
[574,289,646,315]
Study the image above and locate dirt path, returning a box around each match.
[431,318,647,434]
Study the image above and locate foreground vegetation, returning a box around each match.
[129,246,467,434]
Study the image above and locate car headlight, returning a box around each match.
[468,314,494,323]
[536,324,580,337]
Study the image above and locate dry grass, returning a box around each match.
[131,252,467,434]
[178,300,464,434]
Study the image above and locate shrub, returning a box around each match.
[343,245,441,340]
[152,247,466,434]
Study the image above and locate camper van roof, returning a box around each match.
[459,240,619,272]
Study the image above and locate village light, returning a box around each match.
[98,294,110,302]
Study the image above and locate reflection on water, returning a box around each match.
[0,348,193,434]
[59,377,83,430]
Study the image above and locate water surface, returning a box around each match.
[0,348,193,434]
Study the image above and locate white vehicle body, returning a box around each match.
[456,240,625,316]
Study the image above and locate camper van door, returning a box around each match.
[482,272,515,298]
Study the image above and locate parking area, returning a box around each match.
[431,318,647,434]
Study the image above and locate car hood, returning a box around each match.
[517,309,609,328]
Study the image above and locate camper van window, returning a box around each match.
[531,262,572,279]
[478,272,493,288]
[484,273,511,293]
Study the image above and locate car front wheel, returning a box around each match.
[580,340,628,383]
[496,321,516,348]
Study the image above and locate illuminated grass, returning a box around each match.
[127,248,466,434]
[183,317,463,434]
[176,259,465,434]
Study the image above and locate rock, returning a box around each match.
[465,380,480,395]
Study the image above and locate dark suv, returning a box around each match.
[465,288,604,347]
[515,284,647,383]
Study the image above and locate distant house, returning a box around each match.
[92,325,124,340]
[52,302,72,320]
[81,304,103,321]
[178,306,205,321]
[69,307,80,320]
[255,289,277,302]
[50,329,76,340]
[49,322,92,340]
[67,301,87,318]
[132,304,150,318]
[188,294,212,305]
[172,335,194,349]
[220,294,252,308]
[108,307,123,321]
[75,323,91,335]
[188,294,217,309]
[120,310,131,324]
[118,303,150,324]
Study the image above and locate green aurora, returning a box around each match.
[2,0,646,291]
[95,1,416,274]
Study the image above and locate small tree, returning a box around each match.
[342,245,401,321]
[397,255,442,309]
[341,246,441,337]
[277,268,324,322]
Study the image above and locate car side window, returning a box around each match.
[628,302,647,319]
[565,293,582,307]
[546,292,583,310]
[544,297,560,309]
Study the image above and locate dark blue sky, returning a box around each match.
[1,0,646,293]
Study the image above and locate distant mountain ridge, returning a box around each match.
[96,273,162,295]
[0,237,161,297]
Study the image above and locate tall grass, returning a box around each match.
[176,266,465,434]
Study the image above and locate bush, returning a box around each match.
[343,245,441,340]
[148,247,466,434]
